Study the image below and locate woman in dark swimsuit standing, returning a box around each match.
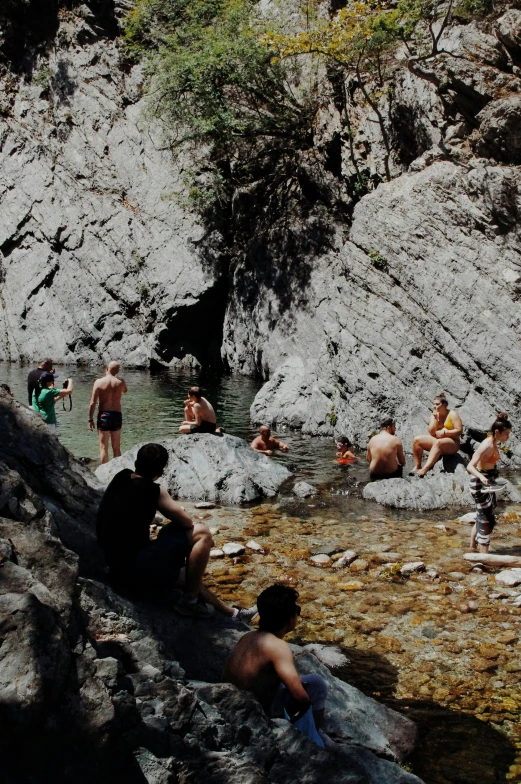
[467,413,511,553]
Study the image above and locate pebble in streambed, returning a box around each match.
[196,499,521,782]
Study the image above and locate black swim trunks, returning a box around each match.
[370,465,403,481]
[97,410,123,431]
[189,420,217,434]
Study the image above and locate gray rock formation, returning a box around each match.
[0,6,222,368]
[293,480,318,498]
[248,161,521,447]
[95,434,292,504]
[0,393,423,783]
[362,458,521,511]
[474,96,521,163]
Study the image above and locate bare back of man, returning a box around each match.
[223,631,287,711]
[195,397,216,424]
[89,361,127,464]
[367,420,405,479]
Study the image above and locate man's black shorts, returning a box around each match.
[97,410,123,431]
[112,526,190,590]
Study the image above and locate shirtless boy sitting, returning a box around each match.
[366,418,406,480]
[251,425,289,456]
[179,387,218,434]
[89,361,127,464]
[223,585,328,738]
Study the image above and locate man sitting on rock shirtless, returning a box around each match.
[223,585,328,743]
[89,361,127,464]
[251,425,289,456]
[179,387,218,435]
[366,417,406,480]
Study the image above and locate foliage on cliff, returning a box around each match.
[125,0,318,146]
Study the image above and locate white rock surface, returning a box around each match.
[95,434,291,504]
[400,562,425,576]
[332,550,358,568]
[222,542,245,557]
[310,553,332,566]
[293,481,318,498]
[495,569,521,587]
[246,540,263,552]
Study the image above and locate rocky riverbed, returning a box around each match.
[196,496,521,783]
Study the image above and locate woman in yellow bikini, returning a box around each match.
[411,393,463,477]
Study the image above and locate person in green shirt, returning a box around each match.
[32,372,73,432]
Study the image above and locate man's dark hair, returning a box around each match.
[337,435,351,446]
[0,383,11,395]
[380,417,395,430]
[257,584,299,633]
[135,443,169,479]
[188,386,202,400]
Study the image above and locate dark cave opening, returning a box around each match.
[154,276,229,370]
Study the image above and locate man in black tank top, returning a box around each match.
[96,443,257,622]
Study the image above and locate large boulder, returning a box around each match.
[0,392,103,571]
[95,434,292,504]
[246,162,521,449]
[0,5,222,368]
[362,458,521,511]
[294,650,416,761]
[496,10,521,62]
[474,96,521,164]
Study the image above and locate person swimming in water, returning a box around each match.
[336,436,357,464]
[467,413,511,553]
[410,393,463,477]
[251,425,289,456]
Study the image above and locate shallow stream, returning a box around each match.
[2,362,521,783]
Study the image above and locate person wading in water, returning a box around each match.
[88,361,127,464]
[467,413,511,553]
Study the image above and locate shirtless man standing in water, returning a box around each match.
[366,418,406,480]
[89,361,127,464]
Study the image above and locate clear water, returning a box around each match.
[0,362,370,490]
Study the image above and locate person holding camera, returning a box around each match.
[31,372,73,433]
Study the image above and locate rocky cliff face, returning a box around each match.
[1,1,521,445]
[0,1,225,368]
[0,392,422,782]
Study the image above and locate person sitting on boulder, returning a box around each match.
[410,393,462,477]
[251,425,289,456]
[96,442,256,621]
[336,436,357,464]
[179,387,219,434]
[222,584,329,745]
[366,418,406,480]
[467,413,511,553]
